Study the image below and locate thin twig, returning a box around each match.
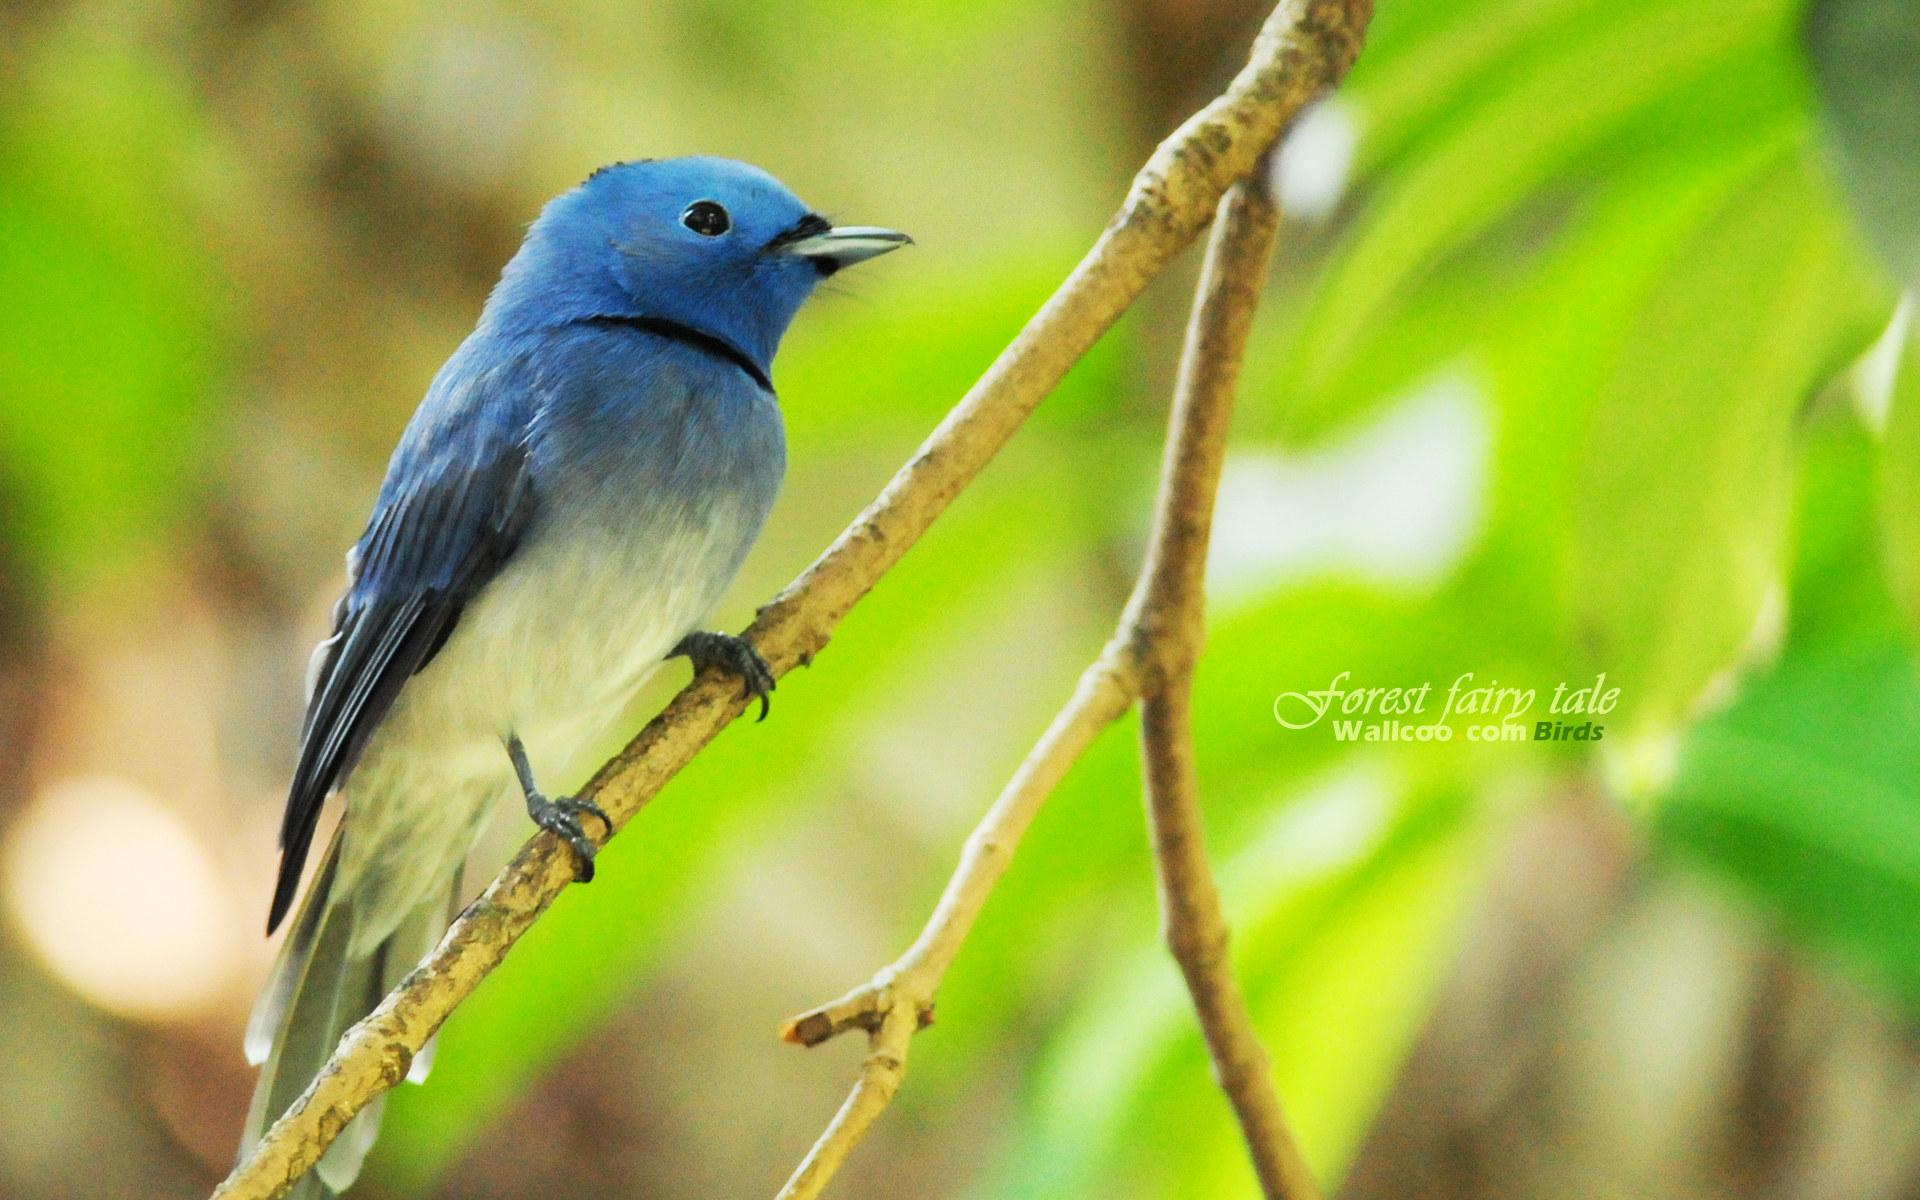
[1132,169,1317,1200]
[779,649,1143,1048]
[776,144,1338,1200]
[212,4,1367,1197]
[774,648,1140,1199]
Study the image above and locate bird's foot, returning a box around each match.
[525,791,610,883]
[506,732,609,882]
[672,631,776,721]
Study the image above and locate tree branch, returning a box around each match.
[214,3,1368,1197]
[1134,177,1319,1200]
[776,124,1335,1200]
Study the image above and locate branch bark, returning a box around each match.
[1134,178,1320,1200]
[214,3,1368,1197]
[776,142,1324,1200]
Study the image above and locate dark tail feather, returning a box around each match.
[241,839,462,1197]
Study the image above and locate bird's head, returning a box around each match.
[483,157,909,376]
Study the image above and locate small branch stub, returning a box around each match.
[778,980,936,1048]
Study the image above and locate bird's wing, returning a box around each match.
[269,367,536,933]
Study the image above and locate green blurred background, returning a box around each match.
[2,0,1918,1196]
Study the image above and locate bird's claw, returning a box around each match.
[674,631,776,721]
[527,791,607,882]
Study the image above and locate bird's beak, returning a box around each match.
[783,225,913,271]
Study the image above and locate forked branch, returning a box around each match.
[777,158,1321,1200]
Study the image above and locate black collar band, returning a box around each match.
[579,314,772,392]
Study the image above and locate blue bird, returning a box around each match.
[238,157,908,1197]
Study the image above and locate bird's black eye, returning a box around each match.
[681,201,731,237]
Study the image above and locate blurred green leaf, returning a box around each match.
[1877,322,1920,634]
[1793,395,1899,641]
[1472,134,1793,627]
[1657,630,1920,1006]
[1283,0,1791,419]
[1569,157,1889,732]
[1262,13,1813,449]
[1350,0,1609,176]
[1803,0,1920,284]
[981,766,1501,1199]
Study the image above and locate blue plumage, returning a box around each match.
[241,158,907,1197]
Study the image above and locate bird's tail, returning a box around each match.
[239,833,461,1198]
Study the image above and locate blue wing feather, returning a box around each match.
[269,357,537,933]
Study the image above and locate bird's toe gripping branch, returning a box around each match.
[506,733,610,881]
[672,630,777,720]
[526,792,610,882]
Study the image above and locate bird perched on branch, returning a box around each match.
[238,157,908,1197]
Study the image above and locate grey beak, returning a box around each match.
[784,225,913,270]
